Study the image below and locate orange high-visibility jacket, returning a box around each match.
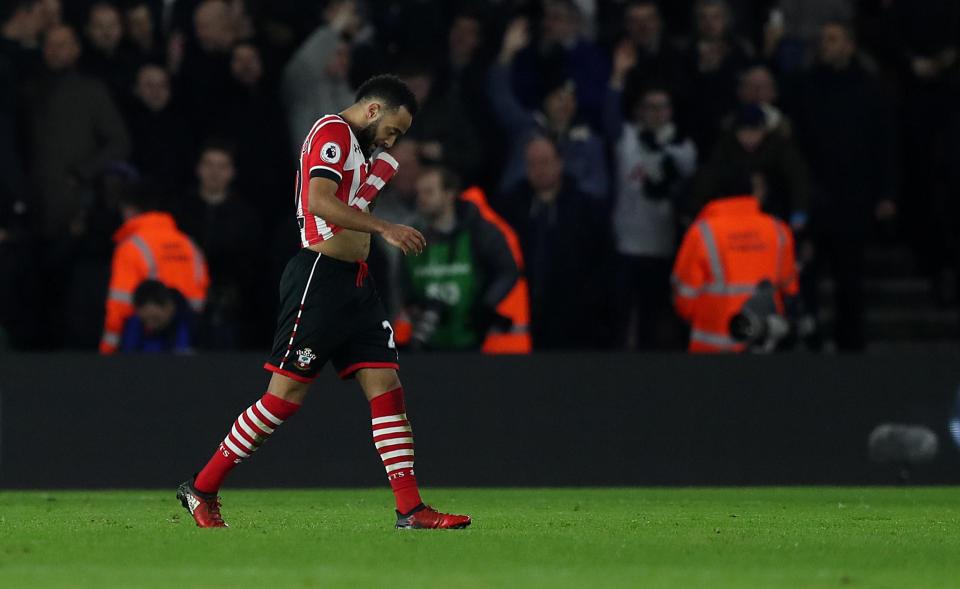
[671,196,798,353]
[100,212,209,354]
[393,187,532,354]
[461,186,532,354]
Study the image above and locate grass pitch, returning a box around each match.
[1,487,958,588]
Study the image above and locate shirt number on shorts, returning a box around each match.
[382,320,396,349]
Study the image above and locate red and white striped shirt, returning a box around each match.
[295,114,398,247]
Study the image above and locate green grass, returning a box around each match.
[1,488,959,588]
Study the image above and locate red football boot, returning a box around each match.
[177,480,229,528]
[395,504,471,529]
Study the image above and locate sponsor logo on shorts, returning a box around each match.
[295,347,317,370]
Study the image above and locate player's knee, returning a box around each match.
[268,373,312,403]
[357,368,401,398]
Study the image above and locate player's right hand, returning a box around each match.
[381,224,426,255]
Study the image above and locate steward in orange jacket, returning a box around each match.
[672,184,798,353]
[100,204,209,354]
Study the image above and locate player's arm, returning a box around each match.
[307,177,426,255]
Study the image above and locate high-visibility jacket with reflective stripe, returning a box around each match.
[460,187,532,354]
[100,212,209,354]
[671,196,798,353]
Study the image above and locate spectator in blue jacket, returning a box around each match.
[489,16,608,201]
[506,1,609,129]
[121,279,196,353]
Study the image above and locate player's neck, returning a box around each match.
[338,104,369,133]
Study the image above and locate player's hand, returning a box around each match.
[500,17,529,62]
[381,223,426,255]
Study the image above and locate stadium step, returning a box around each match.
[813,243,959,348]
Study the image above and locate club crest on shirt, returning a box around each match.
[321,142,342,164]
[294,347,317,370]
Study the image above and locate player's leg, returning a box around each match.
[355,367,421,511]
[352,367,470,529]
[178,250,333,527]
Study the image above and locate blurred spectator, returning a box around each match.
[80,2,135,101]
[1,0,45,74]
[101,184,208,353]
[724,65,793,138]
[762,0,854,73]
[173,0,235,137]
[428,10,498,187]
[881,0,959,298]
[212,42,288,216]
[281,0,355,152]
[680,0,755,152]
[177,142,262,348]
[363,0,445,73]
[496,136,606,349]
[399,61,484,185]
[508,2,609,128]
[606,42,698,349]
[123,0,163,65]
[619,1,686,103]
[672,169,798,353]
[0,1,38,236]
[121,279,196,352]
[490,17,608,200]
[698,104,808,228]
[126,63,192,191]
[24,24,130,239]
[395,165,520,351]
[792,21,897,351]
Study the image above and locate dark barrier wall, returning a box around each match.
[1,353,959,488]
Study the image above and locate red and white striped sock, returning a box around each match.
[370,387,423,514]
[193,392,301,494]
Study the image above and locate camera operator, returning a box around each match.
[671,168,799,353]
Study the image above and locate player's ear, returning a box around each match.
[367,101,381,121]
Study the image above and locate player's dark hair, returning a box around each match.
[133,280,174,308]
[355,74,419,117]
[421,164,461,195]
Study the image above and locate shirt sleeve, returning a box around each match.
[777,220,799,297]
[101,240,147,354]
[305,119,352,185]
[671,225,709,323]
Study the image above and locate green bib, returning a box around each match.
[404,229,480,349]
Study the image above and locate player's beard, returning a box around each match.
[355,119,381,159]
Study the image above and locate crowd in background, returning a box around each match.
[0,0,958,353]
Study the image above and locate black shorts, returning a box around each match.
[264,249,399,383]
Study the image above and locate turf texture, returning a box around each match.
[0,487,958,588]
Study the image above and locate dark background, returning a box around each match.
[2,353,958,488]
